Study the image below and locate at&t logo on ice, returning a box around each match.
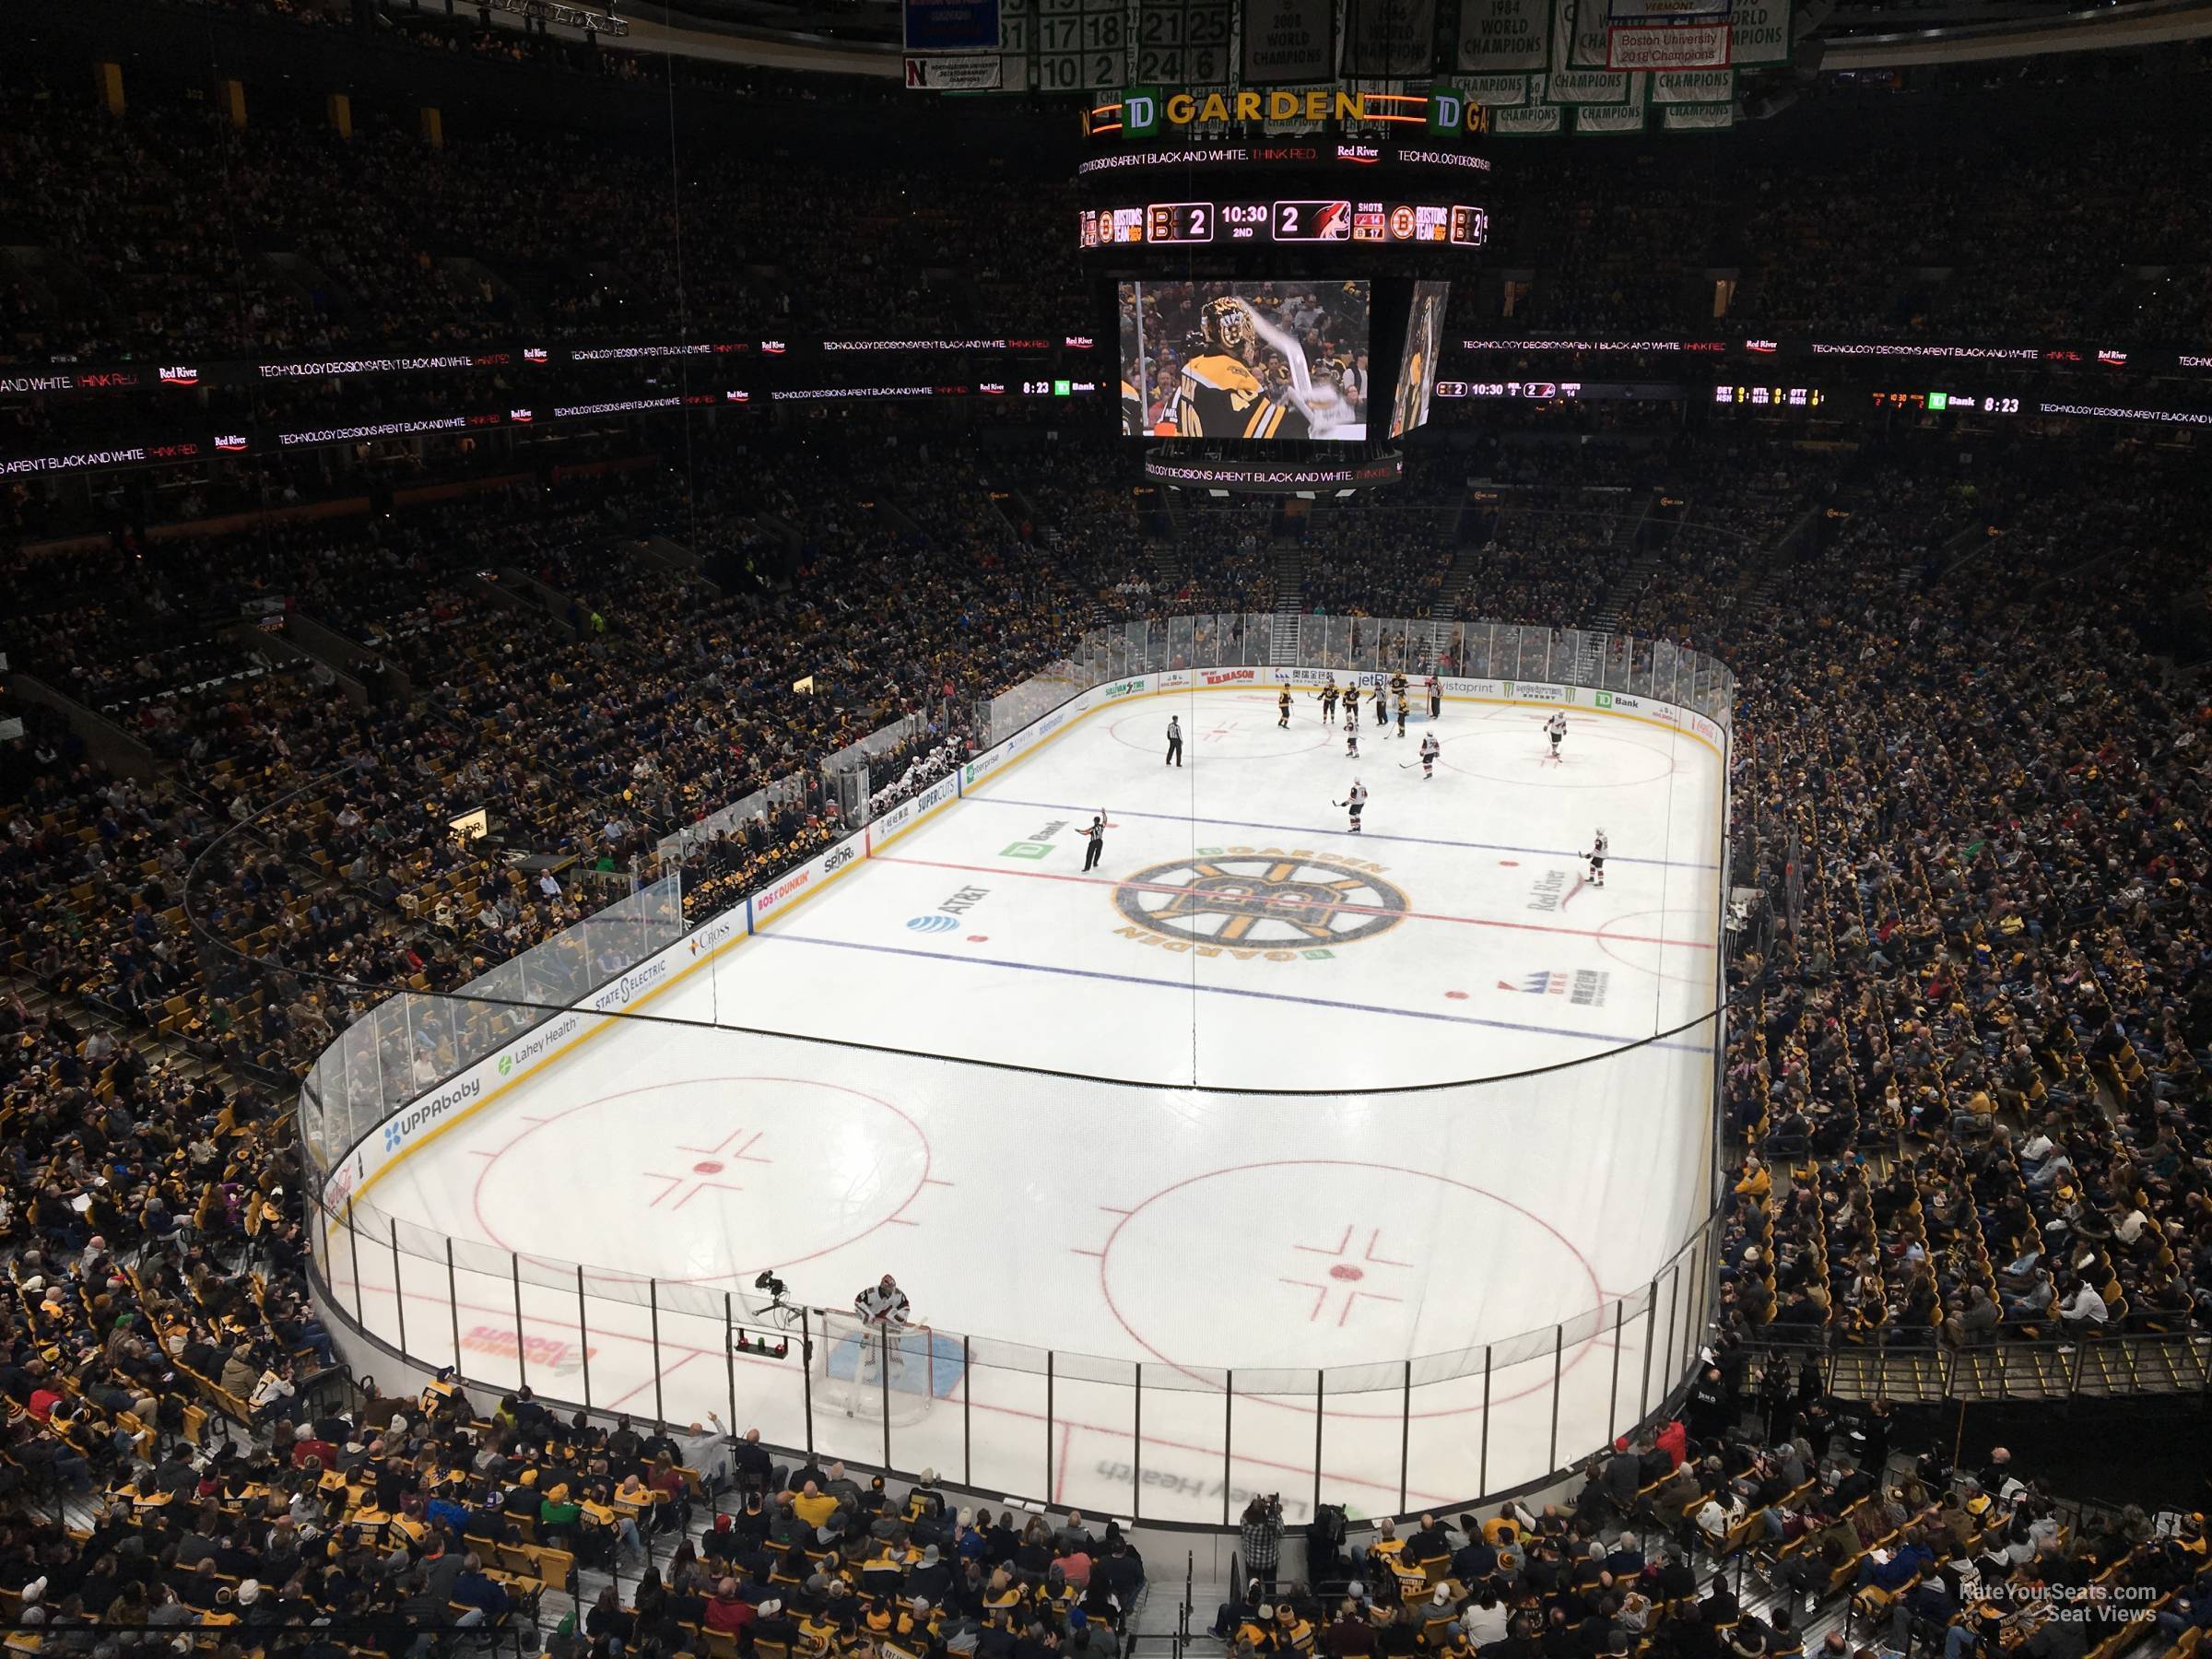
[909,886,988,933]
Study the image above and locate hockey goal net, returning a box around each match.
[810,1310,939,1427]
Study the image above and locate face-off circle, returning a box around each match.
[1109,707,1333,759]
[1595,907,1720,986]
[469,1075,929,1284]
[1440,727,1677,790]
[1113,854,1409,948]
[1099,1160,1601,1374]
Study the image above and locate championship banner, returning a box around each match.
[1660,99,1735,128]
[1492,96,1565,133]
[1606,0,1726,18]
[905,54,1007,87]
[1651,65,1735,99]
[903,0,1002,51]
[1455,0,1550,71]
[1727,0,1791,65]
[1452,70,1536,102]
[1606,21,1730,66]
[1572,70,1647,131]
[1241,0,1336,81]
[1344,0,1441,76]
[1550,66,1630,100]
[1551,0,1616,68]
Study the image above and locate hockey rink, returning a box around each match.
[324,686,1725,1522]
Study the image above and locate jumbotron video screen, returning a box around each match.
[1119,279,1371,441]
[1390,280,1451,440]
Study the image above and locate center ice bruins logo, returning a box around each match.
[1113,853,1409,953]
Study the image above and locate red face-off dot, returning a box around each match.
[692,1160,724,1175]
[1329,1264,1365,1282]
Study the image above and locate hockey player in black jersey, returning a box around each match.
[1176,299,1313,441]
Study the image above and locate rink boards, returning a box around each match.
[316,665,1727,1523]
[332,664,1724,1215]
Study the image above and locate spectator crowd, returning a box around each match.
[2,17,2211,1657]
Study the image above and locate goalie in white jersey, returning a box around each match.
[853,1273,912,1377]
[855,1273,911,1327]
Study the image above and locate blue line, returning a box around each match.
[757,930,1715,1057]
[971,794,1722,872]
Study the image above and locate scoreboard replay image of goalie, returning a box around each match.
[1119,279,1371,441]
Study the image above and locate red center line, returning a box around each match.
[872,853,1714,951]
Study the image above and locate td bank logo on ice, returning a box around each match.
[1111,849,1407,961]
[1001,818,1068,860]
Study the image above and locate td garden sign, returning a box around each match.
[1088,87,1488,137]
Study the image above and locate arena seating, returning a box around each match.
[6,11,2212,1651]
[8,69,2212,364]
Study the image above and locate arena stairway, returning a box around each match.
[1269,544,1309,663]
[1435,539,1489,620]
[1586,550,1659,634]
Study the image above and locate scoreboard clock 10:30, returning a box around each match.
[1080,200,1488,248]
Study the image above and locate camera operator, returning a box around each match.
[1241,1493,1285,1596]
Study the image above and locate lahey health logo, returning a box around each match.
[382,1076,484,1152]
[495,1013,581,1077]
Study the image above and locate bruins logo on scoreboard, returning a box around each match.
[1112,849,1409,959]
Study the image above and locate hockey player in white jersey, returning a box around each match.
[1334,780,1369,834]
[1586,829,1608,888]
[1419,730,1441,779]
[1544,711,1569,764]
[853,1273,912,1379]
[855,1273,910,1326]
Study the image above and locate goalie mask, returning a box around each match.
[1194,297,1255,352]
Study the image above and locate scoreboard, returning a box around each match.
[988,0,1234,92]
[1082,199,1489,248]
